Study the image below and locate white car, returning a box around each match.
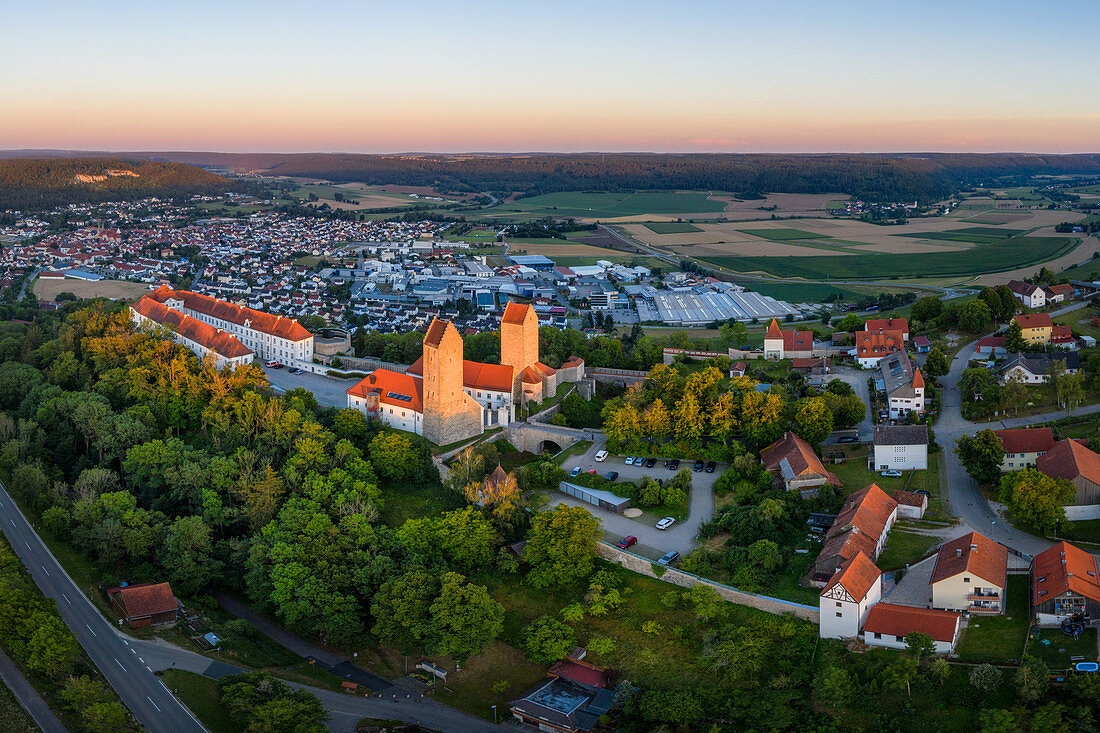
[594,450,609,462]
[880,469,903,478]
[656,516,676,530]
[624,456,636,466]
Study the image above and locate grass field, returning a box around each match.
[0,679,36,733]
[158,670,235,733]
[875,529,939,571]
[698,236,1080,280]
[643,222,702,234]
[737,228,833,241]
[500,191,728,219]
[33,277,150,301]
[896,227,1024,244]
[955,575,1029,663]
[1028,627,1098,670]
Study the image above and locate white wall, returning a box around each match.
[820,580,881,640]
[873,444,928,471]
[864,630,955,654]
[1064,504,1100,520]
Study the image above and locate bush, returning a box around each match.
[521,616,576,663]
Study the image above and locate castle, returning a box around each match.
[346,302,584,445]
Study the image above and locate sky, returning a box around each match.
[2,0,1098,153]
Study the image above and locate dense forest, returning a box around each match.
[0,158,233,210]
[11,150,1100,203]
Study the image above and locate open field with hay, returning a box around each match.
[34,277,150,301]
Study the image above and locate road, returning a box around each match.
[17,268,42,301]
[0,646,65,733]
[0,480,206,733]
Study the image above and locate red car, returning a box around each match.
[616,535,638,549]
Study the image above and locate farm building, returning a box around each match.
[760,432,840,497]
[1035,438,1100,509]
[819,551,882,640]
[872,424,928,471]
[807,483,897,586]
[108,582,179,628]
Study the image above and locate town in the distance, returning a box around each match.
[2,152,1100,733]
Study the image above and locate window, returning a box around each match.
[963,577,970,583]
[835,612,842,618]
[835,602,842,608]
[873,632,882,640]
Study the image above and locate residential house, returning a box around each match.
[1013,313,1054,345]
[913,336,931,353]
[976,336,1007,357]
[730,361,747,378]
[763,318,814,360]
[1036,438,1100,508]
[1031,541,1100,625]
[929,532,1008,614]
[1051,325,1077,349]
[862,603,962,654]
[880,351,926,419]
[819,551,883,640]
[893,490,927,520]
[1001,352,1079,384]
[107,582,179,628]
[1042,283,1076,303]
[855,329,906,368]
[865,317,910,341]
[509,653,613,733]
[807,483,898,586]
[1007,279,1046,309]
[760,432,841,497]
[872,424,929,471]
[993,427,1055,471]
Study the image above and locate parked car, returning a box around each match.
[569,466,581,478]
[616,535,638,549]
[290,368,304,375]
[657,550,681,566]
[265,360,283,369]
[667,459,680,471]
[656,516,676,530]
[693,460,705,472]
[880,469,903,478]
[705,461,717,473]
[625,456,636,466]
[644,457,657,468]
[604,471,618,482]
[595,450,609,462]
[838,436,858,444]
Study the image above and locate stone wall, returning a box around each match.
[597,543,820,623]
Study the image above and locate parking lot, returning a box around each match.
[261,364,353,408]
[555,439,721,559]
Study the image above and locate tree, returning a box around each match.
[635,688,704,726]
[24,613,80,678]
[673,392,704,442]
[160,515,221,596]
[793,396,833,446]
[1014,654,1050,704]
[368,431,418,481]
[1058,371,1084,411]
[923,347,949,379]
[429,572,504,664]
[521,615,576,663]
[524,505,600,589]
[978,708,1017,733]
[912,296,943,322]
[684,584,723,622]
[998,468,1074,533]
[1001,372,1028,416]
[959,299,993,332]
[834,314,864,332]
[956,430,1005,485]
[371,569,440,653]
[448,445,484,493]
[219,671,328,733]
[884,656,918,697]
[904,631,935,660]
[969,662,1003,694]
[1004,320,1027,353]
[815,666,854,708]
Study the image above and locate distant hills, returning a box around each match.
[0,157,232,210]
[3,150,1100,204]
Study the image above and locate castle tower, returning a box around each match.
[500,302,541,400]
[422,317,483,445]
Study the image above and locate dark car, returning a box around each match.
[705,461,717,473]
[644,457,657,468]
[616,535,638,549]
[667,459,680,471]
[693,460,705,472]
[604,471,618,482]
[838,436,859,444]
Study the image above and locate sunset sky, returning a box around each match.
[3,0,1097,153]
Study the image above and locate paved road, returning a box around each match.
[0,480,206,733]
[17,268,42,301]
[0,647,65,733]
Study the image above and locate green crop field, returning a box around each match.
[698,235,1079,280]
[644,222,702,234]
[738,228,833,241]
[499,191,728,218]
[896,227,1025,244]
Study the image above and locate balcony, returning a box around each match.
[967,592,999,601]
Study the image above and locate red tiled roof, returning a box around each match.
[826,483,898,550]
[1013,313,1053,330]
[424,317,449,347]
[912,368,925,390]
[765,318,783,338]
[502,301,533,325]
[892,490,927,508]
[547,659,611,689]
[132,297,253,359]
[855,330,905,358]
[1051,325,1074,342]
[761,432,833,481]
[1037,438,1100,486]
[407,357,515,393]
[930,532,1007,588]
[149,287,311,341]
[1032,541,1100,606]
[792,357,827,368]
[865,318,909,335]
[1044,283,1075,297]
[821,551,881,603]
[977,336,1006,349]
[993,427,1054,455]
[863,603,960,643]
[346,369,423,412]
[109,582,177,618]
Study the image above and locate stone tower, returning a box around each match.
[500,302,541,400]
[421,317,483,445]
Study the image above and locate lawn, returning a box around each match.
[737,228,832,241]
[698,236,1080,280]
[550,440,593,466]
[0,679,35,733]
[875,529,939,570]
[644,222,702,234]
[828,448,946,520]
[158,670,235,733]
[955,575,1030,664]
[1027,627,1098,670]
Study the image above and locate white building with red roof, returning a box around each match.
[820,551,883,639]
[993,427,1055,471]
[131,295,255,369]
[763,318,814,360]
[863,603,961,653]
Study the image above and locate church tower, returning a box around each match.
[500,302,541,400]
[422,317,483,445]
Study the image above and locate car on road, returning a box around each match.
[880,470,903,478]
[616,535,638,549]
[667,459,680,471]
[838,436,859,444]
[644,457,657,468]
[656,516,676,530]
[265,360,284,369]
[625,456,636,465]
[657,550,681,566]
[705,461,717,473]
[569,466,581,478]
[595,450,609,462]
[693,460,705,472]
[604,471,618,481]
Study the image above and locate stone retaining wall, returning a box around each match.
[597,543,820,623]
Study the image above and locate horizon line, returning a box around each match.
[3,148,1100,157]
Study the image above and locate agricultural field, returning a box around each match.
[279,179,472,211]
[736,228,831,241]
[490,191,729,220]
[644,222,702,234]
[33,277,151,301]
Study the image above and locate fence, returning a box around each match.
[597,543,820,623]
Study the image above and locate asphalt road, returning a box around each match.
[0,479,206,733]
[0,646,65,733]
[263,365,351,408]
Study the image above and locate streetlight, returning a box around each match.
[491,705,497,724]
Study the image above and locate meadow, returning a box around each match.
[33,277,151,301]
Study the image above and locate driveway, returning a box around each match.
[262,365,354,409]
[883,555,936,608]
[822,366,874,443]
[553,440,719,557]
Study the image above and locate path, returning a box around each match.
[0,647,65,733]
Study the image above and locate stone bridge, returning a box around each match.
[505,422,598,455]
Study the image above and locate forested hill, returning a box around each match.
[0,158,232,210]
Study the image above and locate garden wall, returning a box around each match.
[597,543,820,623]
[1064,504,1100,521]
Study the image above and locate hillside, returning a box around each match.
[0,158,232,210]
